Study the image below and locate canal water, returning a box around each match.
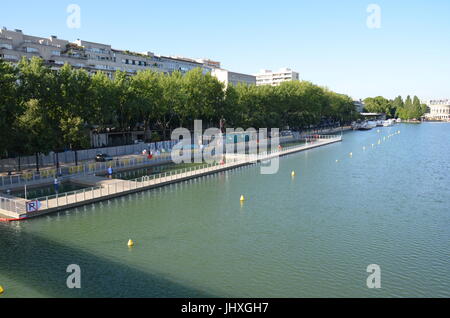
[1,123,449,298]
[9,182,88,200]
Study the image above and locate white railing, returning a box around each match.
[0,195,26,214]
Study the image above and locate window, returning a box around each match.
[52,50,61,56]
[3,54,19,60]
[0,43,13,49]
[26,47,39,53]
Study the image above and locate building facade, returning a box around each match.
[0,27,215,77]
[255,68,300,86]
[425,99,450,121]
[353,99,365,113]
[211,68,256,87]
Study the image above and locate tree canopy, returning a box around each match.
[0,56,358,163]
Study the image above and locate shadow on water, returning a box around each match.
[0,224,217,298]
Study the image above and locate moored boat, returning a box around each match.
[358,122,373,130]
[383,119,395,127]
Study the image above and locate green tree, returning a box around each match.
[18,99,58,171]
[363,96,394,117]
[90,71,117,130]
[112,71,136,144]
[158,71,184,139]
[130,70,163,141]
[0,59,19,157]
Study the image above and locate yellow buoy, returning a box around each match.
[291,171,296,177]
[127,239,134,247]
[0,285,4,294]
[349,152,353,157]
[240,195,245,202]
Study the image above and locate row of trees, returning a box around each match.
[0,56,358,164]
[363,96,428,119]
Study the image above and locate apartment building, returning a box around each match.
[196,58,221,69]
[425,99,450,121]
[0,27,214,77]
[353,99,365,113]
[255,68,300,86]
[159,55,212,75]
[211,68,256,87]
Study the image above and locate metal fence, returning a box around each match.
[0,147,178,188]
[0,196,26,215]
[0,140,179,173]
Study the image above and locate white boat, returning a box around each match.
[396,118,402,123]
[357,122,373,130]
[367,121,378,129]
[383,119,395,127]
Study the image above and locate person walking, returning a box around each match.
[107,166,113,179]
[53,177,59,194]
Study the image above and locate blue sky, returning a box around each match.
[1,0,449,100]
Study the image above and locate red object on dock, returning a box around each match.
[0,217,27,222]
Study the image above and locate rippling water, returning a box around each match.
[1,123,449,297]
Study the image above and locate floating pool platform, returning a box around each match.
[0,136,342,221]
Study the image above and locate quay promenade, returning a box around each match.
[0,135,342,221]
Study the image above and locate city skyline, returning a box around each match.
[1,0,449,101]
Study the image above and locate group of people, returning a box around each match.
[142,148,164,160]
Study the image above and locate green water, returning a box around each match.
[1,123,449,298]
[112,163,206,181]
[9,182,88,200]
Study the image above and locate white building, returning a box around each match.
[211,68,256,87]
[353,99,365,113]
[425,99,450,121]
[255,68,300,86]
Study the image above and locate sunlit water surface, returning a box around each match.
[1,123,449,298]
